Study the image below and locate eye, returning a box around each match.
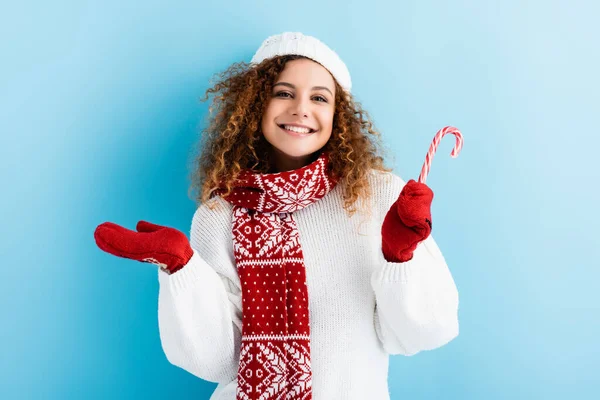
[274,91,292,98]
[274,91,328,103]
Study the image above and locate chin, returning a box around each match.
[274,146,316,159]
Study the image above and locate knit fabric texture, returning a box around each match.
[157,170,460,400]
[215,151,337,399]
[250,32,352,94]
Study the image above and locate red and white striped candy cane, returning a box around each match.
[418,126,463,184]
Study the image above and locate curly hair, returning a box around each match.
[187,54,392,217]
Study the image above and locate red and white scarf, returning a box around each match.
[216,151,338,400]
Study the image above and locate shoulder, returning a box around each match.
[367,169,407,200]
[364,169,408,222]
[192,195,233,230]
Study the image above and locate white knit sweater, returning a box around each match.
[157,170,459,400]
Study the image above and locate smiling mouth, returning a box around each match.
[278,124,317,134]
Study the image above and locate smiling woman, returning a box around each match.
[93,32,460,400]
[261,58,336,171]
[191,50,392,216]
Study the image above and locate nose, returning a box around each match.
[290,96,309,117]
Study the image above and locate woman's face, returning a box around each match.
[261,58,336,172]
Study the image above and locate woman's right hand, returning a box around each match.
[94,220,194,275]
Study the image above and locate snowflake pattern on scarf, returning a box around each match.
[217,152,337,400]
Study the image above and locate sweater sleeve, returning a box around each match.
[369,171,460,356]
[157,197,242,383]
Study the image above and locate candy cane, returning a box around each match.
[418,126,463,184]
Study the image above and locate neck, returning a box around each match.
[268,148,320,173]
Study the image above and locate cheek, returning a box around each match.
[260,108,274,132]
[262,104,281,125]
[319,109,335,131]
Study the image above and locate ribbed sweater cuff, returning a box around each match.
[372,257,420,284]
[158,249,208,295]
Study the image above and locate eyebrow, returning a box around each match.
[273,82,334,96]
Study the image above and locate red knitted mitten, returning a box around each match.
[381,179,434,263]
[94,220,194,274]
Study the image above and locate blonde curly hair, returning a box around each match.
[188,54,392,217]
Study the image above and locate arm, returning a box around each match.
[370,172,459,356]
[371,234,459,356]
[157,197,242,383]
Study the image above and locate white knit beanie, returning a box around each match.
[250,32,352,94]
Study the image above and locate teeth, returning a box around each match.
[283,125,312,134]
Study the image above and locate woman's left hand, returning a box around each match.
[381,179,434,262]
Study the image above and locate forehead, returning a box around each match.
[276,58,335,89]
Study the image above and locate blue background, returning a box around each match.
[2,1,599,399]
